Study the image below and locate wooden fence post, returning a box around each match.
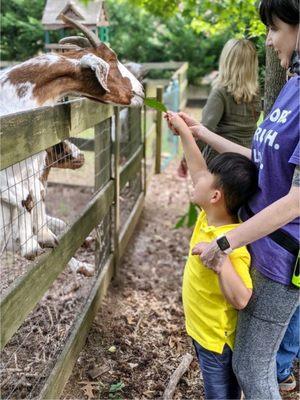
[113,107,121,277]
[155,86,163,174]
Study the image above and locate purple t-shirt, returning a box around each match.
[240,76,300,285]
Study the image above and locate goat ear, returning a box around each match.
[80,54,110,92]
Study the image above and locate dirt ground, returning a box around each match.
[62,158,299,400]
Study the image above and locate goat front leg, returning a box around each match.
[18,207,43,259]
[31,183,58,248]
[46,215,94,247]
[1,186,42,259]
[68,257,95,276]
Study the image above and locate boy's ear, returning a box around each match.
[210,189,222,204]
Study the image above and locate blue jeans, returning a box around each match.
[193,340,241,400]
[276,305,300,382]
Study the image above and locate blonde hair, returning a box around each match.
[213,39,259,104]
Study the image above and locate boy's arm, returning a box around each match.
[217,257,252,310]
[167,112,207,185]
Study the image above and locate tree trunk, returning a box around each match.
[264,47,286,116]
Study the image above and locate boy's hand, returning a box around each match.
[177,157,188,178]
[166,111,190,132]
[192,240,227,273]
[164,112,179,135]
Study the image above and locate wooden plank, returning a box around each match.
[0,104,70,170]
[94,119,111,190]
[155,87,163,174]
[39,255,114,400]
[146,122,156,140]
[142,105,147,194]
[142,61,183,71]
[70,100,113,136]
[0,99,114,170]
[113,107,121,277]
[0,181,114,349]
[71,137,95,152]
[120,146,143,190]
[119,193,144,258]
[146,161,156,188]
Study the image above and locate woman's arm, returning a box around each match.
[178,112,252,159]
[218,258,252,310]
[193,123,252,159]
[193,167,300,271]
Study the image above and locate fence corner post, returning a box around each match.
[113,107,121,278]
[155,86,163,174]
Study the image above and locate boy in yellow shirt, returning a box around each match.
[166,111,257,400]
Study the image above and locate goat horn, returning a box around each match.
[60,14,101,48]
[59,36,91,48]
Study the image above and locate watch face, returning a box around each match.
[217,236,230,251]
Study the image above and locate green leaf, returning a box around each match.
[174,203,198,229]
[144,97,167,112]
[187,203,198,227]
[174,214,187,229]
[109,382,125,393]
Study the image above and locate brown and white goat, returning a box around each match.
[0,14,144,262]
[1,140,94,275]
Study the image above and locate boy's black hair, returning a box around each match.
[259,0,299,26]
[207,153,258,216]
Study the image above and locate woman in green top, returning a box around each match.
[178,38,261,175]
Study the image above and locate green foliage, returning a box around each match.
[126,0,266,38]
[107,0,230,84]
[1,0,45,60]
[144,98,167,112]
[175,203,199,228]
[109,381,125,400]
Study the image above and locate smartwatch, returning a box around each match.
[216,235,233,254]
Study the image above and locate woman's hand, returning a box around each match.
[192,240,227,273]
[178,112,208,141]
[177,112,199,127]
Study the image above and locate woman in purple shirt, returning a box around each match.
[176,0,299,397]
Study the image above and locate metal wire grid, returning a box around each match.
[0,208,112,399]
[119,108,142,162]
[0,118,113,398]
[0,119,112,295]
[120,171,142,227]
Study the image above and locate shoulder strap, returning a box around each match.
[243,204,299,257]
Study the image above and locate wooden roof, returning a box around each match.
[42,0,109,30]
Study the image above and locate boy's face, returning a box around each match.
[191,171,218,207]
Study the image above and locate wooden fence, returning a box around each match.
[0,97,158,399]
[0,63,188,399]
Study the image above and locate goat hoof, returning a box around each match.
[76,262,95,277]
[21,243,43,260]
[38,230,58,248]
[83,236,94,248]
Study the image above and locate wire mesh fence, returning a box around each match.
[0,112,114,398]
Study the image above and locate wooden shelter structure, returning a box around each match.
[42,0,109,48]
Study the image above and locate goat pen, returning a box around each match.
[0,63,188,399]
